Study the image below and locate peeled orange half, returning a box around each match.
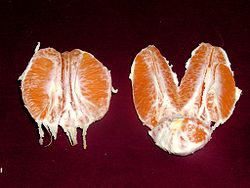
[130,43,241,155]
[19,44,115,148]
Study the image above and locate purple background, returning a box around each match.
[1,0,250,187]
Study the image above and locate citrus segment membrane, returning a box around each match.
[130,43,241,155]
[19,46,113,148]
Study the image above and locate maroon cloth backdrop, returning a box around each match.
[1,0,250,187]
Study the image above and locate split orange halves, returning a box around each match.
[19,45,114,148]
[130,43,241,155]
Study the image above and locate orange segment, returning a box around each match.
[132,50,157,124]
[78,51,111,118]
[178,43,213,109]
[131,45,178,127]
[215,63,236,121]
[206,47,240,124]
[22,56,54,120]
[58,49,112,147]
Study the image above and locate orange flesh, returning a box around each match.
[131,43,239,130]
[132,46,179,126]
[22,57,53,119]
[20,47,113,148]
[178,44,212,109]
[192,127,206,143]
[206,92,219,122]
[133,51,157,121]
[79,52,109,109]
[183,125,206,143]
[22,49,111,125]
[181,119,206,143]
[132,44,213,125]
[216,64,236,120]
